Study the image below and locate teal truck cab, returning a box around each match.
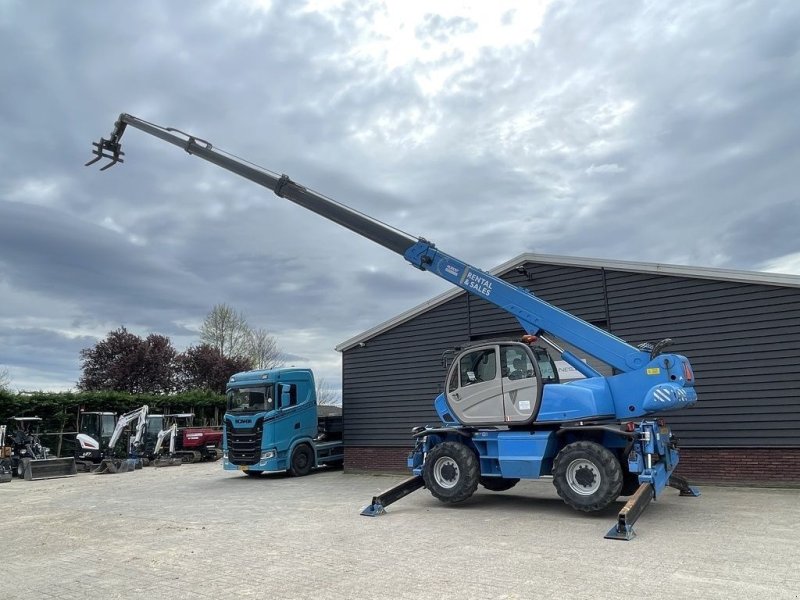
[222,368,343,476]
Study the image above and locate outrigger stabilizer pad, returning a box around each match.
[668,473,702,497]
[605,475,701,541]
[361,475,425,517]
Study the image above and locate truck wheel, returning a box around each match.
[289,445,313,477]
[423,442,479,504]
[479,476,519,492]
[552,441,622,512]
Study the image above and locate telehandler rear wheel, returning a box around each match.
[552,441,622,512]
[423,442,479,504]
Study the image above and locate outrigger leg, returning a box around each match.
[360,475,425,517]
[605,475,701,541]
[605,483,655,541]
[669,473,701,497]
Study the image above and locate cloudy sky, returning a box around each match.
[1,1,798,395]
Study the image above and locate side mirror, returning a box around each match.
[279,384,294,409]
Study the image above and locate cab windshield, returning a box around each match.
[227,385,275,413]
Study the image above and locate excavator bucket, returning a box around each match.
[0,461,11,483]
[93,458,135,474]
[22,457,78,481]
[153,455,183,468]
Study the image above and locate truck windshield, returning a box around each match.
[227,385,275,413]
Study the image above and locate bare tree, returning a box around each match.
[200,304,251,359]
[315,376,341,406]
[0,366,10,391]
[248,328,284,370]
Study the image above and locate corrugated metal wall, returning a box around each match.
[342,262,800,448]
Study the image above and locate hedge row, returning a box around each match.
[0,389,227,433]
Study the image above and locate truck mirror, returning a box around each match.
[279,384,294,408]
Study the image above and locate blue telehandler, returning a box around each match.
[87,114,700,539]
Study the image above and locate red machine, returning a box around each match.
[163,414,222,463]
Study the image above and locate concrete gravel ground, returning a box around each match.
[2,462,798,600]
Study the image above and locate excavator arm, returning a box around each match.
[152,423,183,467]
[153,423,176,456]
[106,405,149,454]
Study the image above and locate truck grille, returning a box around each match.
[225,418,263,465]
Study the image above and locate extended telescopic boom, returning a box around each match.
[86,114,661,377]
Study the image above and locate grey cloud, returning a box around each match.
[0,201,206,319]
[1,0,798,391]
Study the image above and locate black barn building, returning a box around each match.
[337,254,800,484]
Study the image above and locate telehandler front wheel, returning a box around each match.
[423,442,479,504]
[552,441,623,512]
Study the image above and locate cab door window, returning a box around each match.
[502,346,534,381]
[459,348,497,386]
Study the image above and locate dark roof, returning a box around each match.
[336,252,800,352]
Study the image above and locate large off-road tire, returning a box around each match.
[479,476,520,492]
[288,444,314,477]
[552,441,623,512]
[423,442,479,504]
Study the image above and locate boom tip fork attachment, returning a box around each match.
[85,137,125,170]
[86,117,129,170]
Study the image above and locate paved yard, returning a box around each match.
[2,462,798,599]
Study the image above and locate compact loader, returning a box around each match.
[5,417,77,481]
